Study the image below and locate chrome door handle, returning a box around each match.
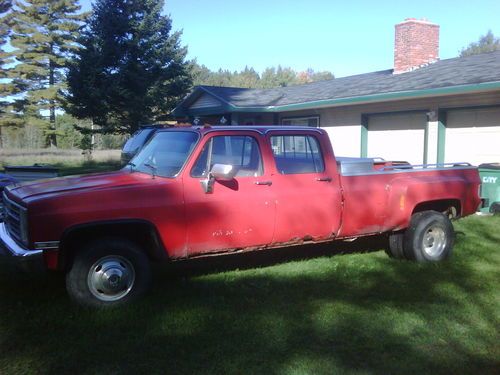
[255,180,273,186]
[316,177,332,182]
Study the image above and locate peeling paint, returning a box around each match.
[212,228,253,237]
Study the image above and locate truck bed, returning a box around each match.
[336,158,480,237]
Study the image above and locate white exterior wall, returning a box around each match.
[322,126,361,157]
[278,108,362,157]
[274,91,500,163]
[426,120,439,164]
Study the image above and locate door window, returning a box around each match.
[270,135,324,174]
[191,135,263,177]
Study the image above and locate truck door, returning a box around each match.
[267,131,343,243]
[182,132,276,255]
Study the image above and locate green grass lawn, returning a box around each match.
[0,214,498,374]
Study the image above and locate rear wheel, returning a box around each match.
[386,232,406,259]
[66,237,151,308]
[403,211,454,262]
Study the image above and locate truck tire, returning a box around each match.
[386,232,406,259]
[66,237,152,308]
[403,211,454,262]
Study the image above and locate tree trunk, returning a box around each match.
[48,52,57,148]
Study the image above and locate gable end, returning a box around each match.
[189,93,223,110]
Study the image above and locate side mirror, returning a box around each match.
[210,163,237,181]
[201,164,236,193]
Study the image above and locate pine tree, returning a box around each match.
[9,0,85,147]
[0,0,21,146]
[260,66,298,88]
[66,0,192,135]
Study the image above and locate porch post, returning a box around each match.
[360,115,368,158]
[437,110,446,165]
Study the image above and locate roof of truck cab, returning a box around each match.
[158,125,326,135]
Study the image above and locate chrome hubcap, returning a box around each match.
[87,256,135,302]
[422,226,446,258]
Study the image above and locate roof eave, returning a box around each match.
[174,81,500,116]
[266,80,500,112]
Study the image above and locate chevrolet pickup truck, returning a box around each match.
[0,126,481,307]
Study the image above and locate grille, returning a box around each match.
[2,192,24,244]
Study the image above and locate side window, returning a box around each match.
[191,135,263,177]
[270,135,325,174]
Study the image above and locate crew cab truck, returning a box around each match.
[0,126,481,307]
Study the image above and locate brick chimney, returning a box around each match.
[394,18,439,74]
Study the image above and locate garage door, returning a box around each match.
[446,107,500,166]
[368,112,427,165]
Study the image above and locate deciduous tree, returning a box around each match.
[460,30,500,57]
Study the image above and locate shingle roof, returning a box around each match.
[197,50,500,108]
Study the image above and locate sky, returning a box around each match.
[82,0,500,78]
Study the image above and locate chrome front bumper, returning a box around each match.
[0,223,44,271]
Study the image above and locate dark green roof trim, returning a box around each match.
[175,81,500,117]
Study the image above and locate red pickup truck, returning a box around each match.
[0,126,481,307]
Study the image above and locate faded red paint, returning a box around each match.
[4,126,481,270]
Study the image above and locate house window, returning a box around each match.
[281,116,319,127]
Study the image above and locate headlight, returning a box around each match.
[19,206,29,245]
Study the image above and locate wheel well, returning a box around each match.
[58,221,168,271]
[412,199,461,219]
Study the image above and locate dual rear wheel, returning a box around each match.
[386,210,455,262]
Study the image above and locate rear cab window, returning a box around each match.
[191,135,263,177]
[270,134,325,174]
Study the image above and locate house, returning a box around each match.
[173,18,500,166]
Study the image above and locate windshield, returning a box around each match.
[128,131,199,178]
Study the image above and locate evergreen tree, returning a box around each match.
[190,60,212,87]
[8,0,84,147]
[260,66,298,88]
[233,66,260,88]
[0,0,21,146]
[66,0,191,135]
[460,30,500,57]
[189,62,335,90]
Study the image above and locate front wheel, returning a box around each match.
[66,237,152,308]
[403,211,455,262]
